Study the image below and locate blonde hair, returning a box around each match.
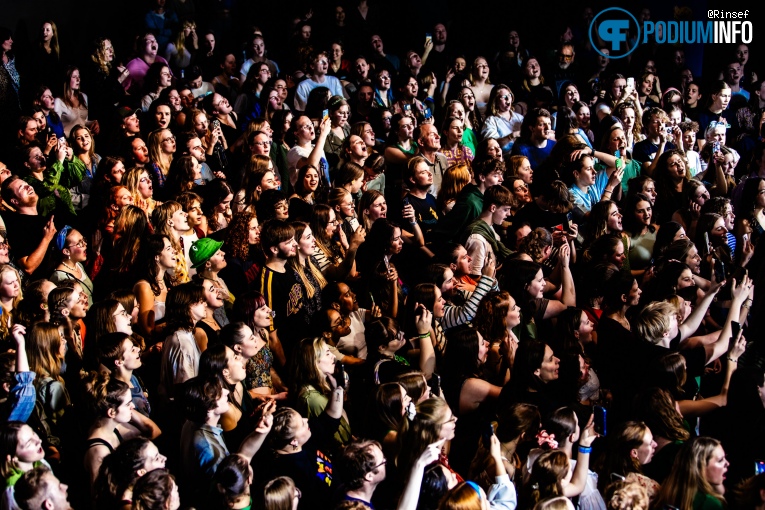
[288,222,327,299]
[604,480,649,510]
[654,437,725,510]
[27,323,69,406]
[634,301,674,344]
[262,476,296,510]
[152,201,183,253]
[148,129,173,177]
[172,21,196,56]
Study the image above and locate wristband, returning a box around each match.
[727,357,738,363]
[416,333,430,339]
[578,445,592,454]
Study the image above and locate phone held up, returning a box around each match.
[593,405,607,436]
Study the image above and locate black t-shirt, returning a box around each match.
[405,193,439,239]
[258,265,305,355]
[2,212,59,279]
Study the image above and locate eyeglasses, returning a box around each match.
[162,136,176,143]
[499,95,511,101]
[113,309,130,318]
[251,140,272,147]
[67,239,87,248]
[559,53,574,61]
[139,177,151,184]
[369,459,387,471]
[0,241,9,249]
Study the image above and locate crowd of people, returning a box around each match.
[2,3,765,510]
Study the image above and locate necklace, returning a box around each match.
[61,260,79,274]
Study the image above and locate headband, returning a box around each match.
[55,225,73,251]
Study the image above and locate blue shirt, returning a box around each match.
[569,168,609,214]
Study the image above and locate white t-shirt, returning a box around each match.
[294,75,345,110]
[287,144,330,187]
[336,309,368,359]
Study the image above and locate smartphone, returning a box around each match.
[211,119,220,130]
[425,33,432,44]
[322,109,329,121]
[713,258,725,283]
[424,107,433,120]
[333,362,347,390]
[403,196,410,207]
[756,460,765,475]
[743,233,750,243]
[614,150,621,159]
[431,373,441,398]
[626,77,635,89]
[482,422,494,448]
[666,126,673,134]
[564,216,573,234]
[593,405,607,436]
[713,141,721,152]
[701,232,711,256]
[731,321,741,341]
[403,103,412,112]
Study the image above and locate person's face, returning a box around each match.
[39,89,55,110]
[109,161,126,184]
[20,120,38,142]
[720,154,735,176]
[248,217,260,245]
[275,80,288,101]
[666,153,686,180]
[301,25,312,41]
[710,217,728,244]
[189,296,208,322]
[165,89,181,111]
[121,111,141,134]
[64,229,88,263]
[564,85,579,107]
[634,200,652,226]
[532,117,551,140]
[609,240,626,267]
[141,441,167,472]
[170,207,189,232]
[473,58,489,80]
[371,35,384,53]
[677,268,695,290]
[1,35,12,53]
[41,23,54,42]
[119,338,141,370]
[398,117,414,140]
[668,110,682,127]
[223,345,247,383]
[491,204,513,226]
[203,279,224,309]
[407,52,422,69]
[496,89,512,112]
[335,283,358,314]
[297,226,316,257]
[0,234,9,264]
[606,203,623,232]
[558,46,574,68]
[328,308,352,338]
[692,185,710,206]
[611,78,626,100]
[156,238,173,269]
[143,35,158,57]
[212,387,230,415]
[257,64,271,84]
[576,107,591,129]
[683,86,700,109]
[317,343,336,375]
[632,429,658,465]
[708,127,726,145]
[8,178,36,208]
[67,284,88,318]
[114,187,133,208]
[574,156,596,187]
[302,168,319,192]
[726,63,742,84]
[527,269,546,299]
[460,89,476,112]
[389,227,404,255]
[250,134,271,156]
[275,236,298,259]
[243,304,270,336]
[251,37,264,57]
[113,390,135,423]
[381,112,393,131]
[331,105,350,128]
[625,279,642,306]
[512,179,531,204]
[439,407,457,441]
[640,74,654,95]
[445,120,463,145]
[535,345,560,382]
[325,210,338,237]
[212,94,232,114]
[704,445,729,486]
[273,199,289,220]
[524,58,541,78]
[25,147,47,172]
[685,245,702,274]
[137,170,153,198]
[607,129,627,157]
[439,268,458,298]
[576,312,594,338]
[295,116,315,141]
[483,167,504,187]
[15,425,45,463]
[187,137,206,163]
[682,130,697,151]
[506,296,521,328]
[158,66,172,88]
[355,58,369,79]
[412,162,434,189]
[619,109,635,135]
[179,89,194,108]
[402,77,418,99]
[476,331,490,364]
[32,112,46,132]
[159,129,176,154]
[713,87,732,110]
[513,225,531,250]
[41,471,71,510]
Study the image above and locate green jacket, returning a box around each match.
[433,183,484,243]
[24,157,86,217]
[461,217,514,263]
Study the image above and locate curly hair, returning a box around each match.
[474,291,513,343]
[518,227,553,262]
[224,211,258,261]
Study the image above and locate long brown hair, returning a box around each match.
[654,437,725,510]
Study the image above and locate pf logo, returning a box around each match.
[589,7,641,59]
